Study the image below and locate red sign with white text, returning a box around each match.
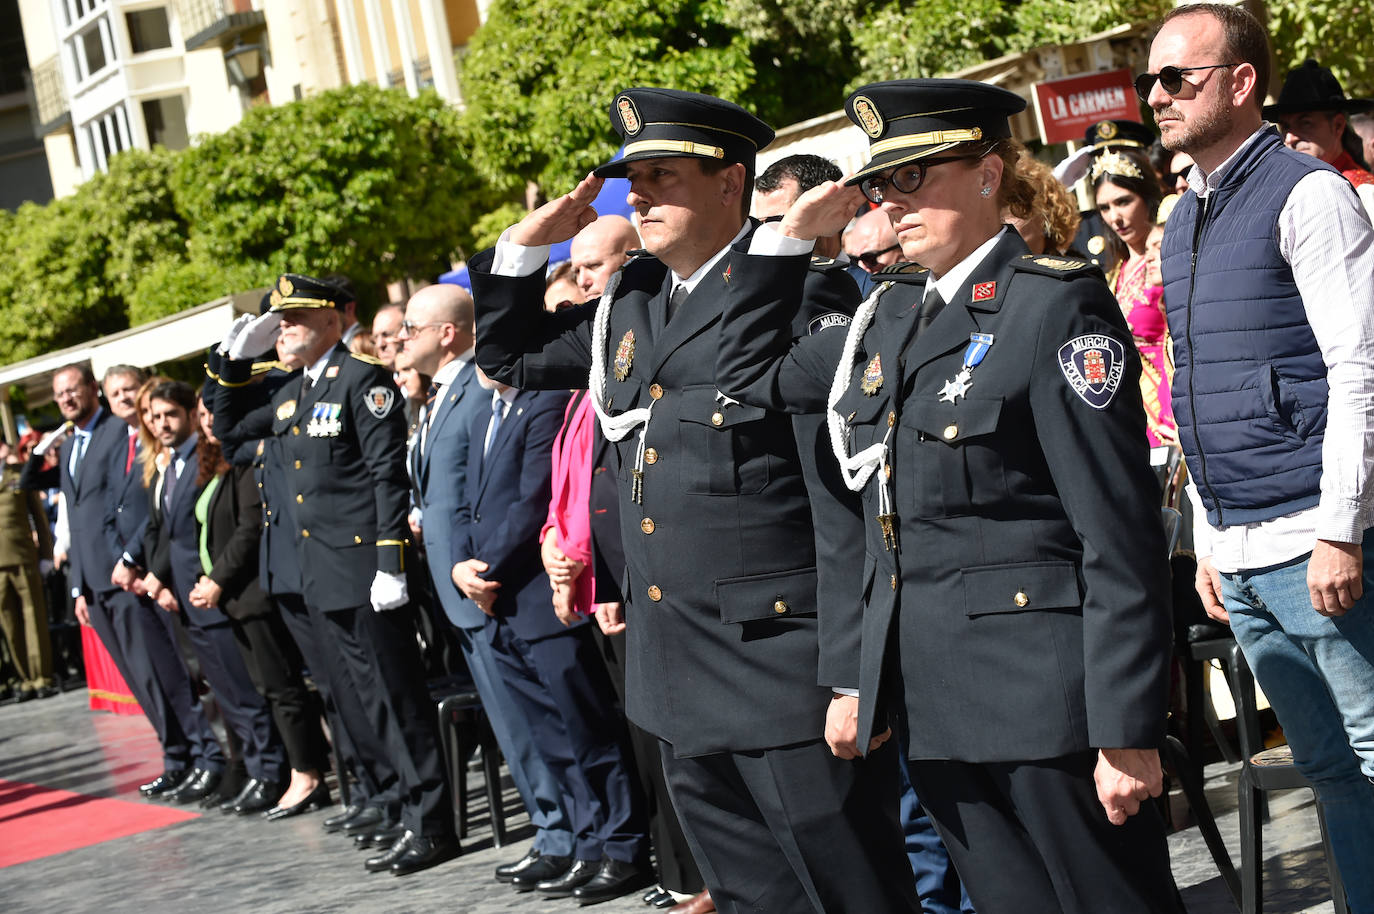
[1032,69,1140,145]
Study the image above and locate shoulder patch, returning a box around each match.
[807,312,852,335]
[364,386,396,418]
[1014,253,1099,280]
[350,351,385,367]
[1058,334,1125,409]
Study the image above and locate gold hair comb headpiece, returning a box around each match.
[1091,150,1143,181]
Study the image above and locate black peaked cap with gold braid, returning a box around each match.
[593,88,775,178]
[843,79,1026,185]
[267,273,351,313]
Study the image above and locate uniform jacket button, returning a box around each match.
[644,448,658,465]
[1014,591,1029,607]
[292,426,300,435]
[710,412,724,426]
[773,600,788,614]
[649,384,664,400]
[647,585,662,602]
[295,494,303,503]
[943,424,958,440]
[301,529,310,538]
[640,518,655,534]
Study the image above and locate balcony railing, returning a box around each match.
[27,56,70,133]
[176,0,266,51]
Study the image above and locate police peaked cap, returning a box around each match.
[1263,59,1374,117]
[842,79,1026,186]
[267,273,352,313]
[1083,119,1156,149]
[593,88,775,178]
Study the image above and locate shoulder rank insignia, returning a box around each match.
[365,386,395,418]
[1058,334,1125,409]
[877,262,924,275]
[350,351,385,367]
[860,353,884,396]
[808,256,840,271]
[614,329,635,382]
[808,312,852,335]
[276,399,297,421]
[1035,256,1084,270]
[1015,254,1096,279]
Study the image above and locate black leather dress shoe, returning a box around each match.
[364,832,413,872]
[537,858,601,897]
[322,803,365,832]
[509,853,572,889]
[233,778,281,815]
[218,777,257,813]
[572,857,655,906]
[172,767,222,805]
[390,834,461,877]
[264,782,331,821]
[340,806,385,835]
[355,820,405,850]
[140,769,190,798]
[644,889,676,908]
[509,854,573,892]
[35,685,60,699]
[495,846,541,882]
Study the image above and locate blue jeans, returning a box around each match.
[1221,542,1374,913]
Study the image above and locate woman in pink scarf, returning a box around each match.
[541,390,597,624]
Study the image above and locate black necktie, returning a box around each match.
[163,458,180,510]
[667,284,688,322]
[916,285,945,336]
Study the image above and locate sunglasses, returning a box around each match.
[1133,63,1236,102]
[855,244,901,268]
[858,151,989,205]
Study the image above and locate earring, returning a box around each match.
[980,186,992,197]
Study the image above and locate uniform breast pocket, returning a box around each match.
[901,397,1004,517]
[678,385,771,495]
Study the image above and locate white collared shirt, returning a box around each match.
[420,350,472,454]
[1183,125,1374,572]
[301,348,334,388]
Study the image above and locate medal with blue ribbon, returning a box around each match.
[938,332,995,403]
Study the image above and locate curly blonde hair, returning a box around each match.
[1012,153,1081,254]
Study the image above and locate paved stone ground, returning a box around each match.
[0,691,1345,913]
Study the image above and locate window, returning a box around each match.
[126,8,172,53]
[80,26,106,74]
[142,96,188,150]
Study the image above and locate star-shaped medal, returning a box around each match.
[937,369,972,404]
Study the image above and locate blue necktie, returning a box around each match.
[485,398,504,457]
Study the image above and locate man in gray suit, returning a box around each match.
[400,283,575,883]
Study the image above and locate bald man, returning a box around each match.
[843,208,902,274]
[400,283,576,882]
[570,215,640,301]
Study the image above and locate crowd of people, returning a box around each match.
[5,3,1374,912]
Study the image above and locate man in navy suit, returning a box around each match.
[452,374,650,904]
[140,381,286,807]
[21,365,225,798]
[399,284,576,885]
[99,365,225,799]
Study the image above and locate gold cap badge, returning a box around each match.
[853,96,884,139]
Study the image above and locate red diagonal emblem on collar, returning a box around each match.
[972,281,996,302]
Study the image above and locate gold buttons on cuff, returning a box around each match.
[943,424,958,440]
[644,448,659,465]
[711,412,724,426]
[294,460,302,469]
[649,384,664,400]
[295,494,303,503]
[1014,591,1029,607]
[773,600,788,614]
[640,518,655,534]
[647,585,662,602]
[301,529,310,538]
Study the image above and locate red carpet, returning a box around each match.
[0,778,199,867]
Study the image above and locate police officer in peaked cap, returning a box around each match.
[468,87,920,913]
[713,78,1182,914]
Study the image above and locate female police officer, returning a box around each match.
[715,79,1182,914]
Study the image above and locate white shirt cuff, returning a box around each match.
[1316,498,1365,544]
[831,687,859,697]
[746,222,817,257]
[491,226,552,278]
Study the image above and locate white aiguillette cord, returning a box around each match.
[588,270,655,503]
[827,281,897,522]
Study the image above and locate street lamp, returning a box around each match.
[224,40,268,90]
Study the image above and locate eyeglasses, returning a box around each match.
[858,153,988,205]
[1133,63,1236,102]
[397,320,450,338]
[854,244,901,268]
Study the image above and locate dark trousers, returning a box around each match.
[178,611,285,783]
[94,588,222,772]
[488,621,647,863]
[274,593,394,806]
[907,751,1184,914]
[661,738,920,914]
[231,610,329,775]
[594,626,702,893]
[317,602,450,836]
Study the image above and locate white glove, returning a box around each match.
[370,570,408,612]
[33,422,72,457]
[1052,144,1098,187]
[218,314,255,356]
[226,311,283,361]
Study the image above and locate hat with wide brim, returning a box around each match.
[592,88,775,179]
[1263,59,1374,117]
[842,79,1026,186]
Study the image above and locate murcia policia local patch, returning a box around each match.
[1058,334,1124,409]
[365,386,395,418]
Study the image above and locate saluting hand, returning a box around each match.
[776,180,868,243]
[508,173,605,247]
[1094,747,1164,825]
